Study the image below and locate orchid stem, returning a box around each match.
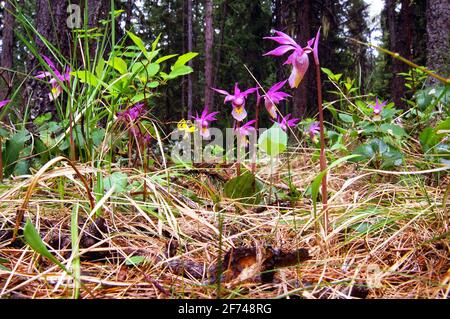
[236,121,241,177]
[69,112,76,162]
[315,63,329,234]
[251,98,260,175]
[0,136,3,181]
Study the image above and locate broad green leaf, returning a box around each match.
[151,34,161,51]
[146,63,160,77]
[436,118,450,134]
[147,81,159,88]
[258,124,288,156]
[126,31,149,57]
[172,52,198,69]
[351,144,375,161]
[155,54,178,64]
[71,70,100,87]
[125,256,147,266]
[92,128,105,147]
[311,155,360,213]
[107,57,128,75]
[104,172,128,193]
[24,219,67,271]
[33,113,52,126]
[131,93,148,103]
[168,65,193,79]
[223,171,263,205]
[419,127,436,152]
[3,130,30,177]
[321,67,342,81]
[380,123,407,137]
[95,58,106,78]
[338,113,353,123]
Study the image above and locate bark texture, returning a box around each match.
[426,0,450,82]
[1,0,14,100]
[204,0,214,110]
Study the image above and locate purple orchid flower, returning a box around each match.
[308,122,320,140]
[118,103,145,122]
[212,83,258,122]
[312,28,321,66]
[0,99,11,109]
[264,30,313,88]
[264,80,291,119]
[235,119,256,147]
[369,98,387,119]
[143,133,152,145]
[193,106,219,138]
[277,114,300,132]
[36,55,71,101]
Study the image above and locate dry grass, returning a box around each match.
[0,150,448,299]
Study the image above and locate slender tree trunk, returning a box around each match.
[28,0,71,119]
[87,0,112,57]
[213,0,228,110]
[426,0,450,82]
[1,0,14,100]
[386,0,412,109]
[292,0,311,119]
[187,0,193,118]
[204,0,214,110]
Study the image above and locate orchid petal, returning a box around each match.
[232,105,247,122]
[211,88,230,96]
[288,53,309,88]
[234,83,241,96]
[268,80,287,93]
[263,36,296,45]
[242,87,258,96]
[273,30,299,46]
[313,28,321,65]
[264,99,277,119]
[42,55,62,79]
[264,45,295,57]
[36,71,53,79]
[0,99,11,108]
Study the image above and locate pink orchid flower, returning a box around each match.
[308,122,320,140]
[0,99,11,108]
[193,106,219,138]
[264,80,291,119]
[369,98,387,119]
[235,119,256,147]
[212,83,258,122]
[117,103,145,122]
[36,55,71,101]
[277,113,300,132]
[264,29,320,88]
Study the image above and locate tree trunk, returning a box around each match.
[88,0,111,28]
[28,0,72,119]
[1,0,14,100]
[213,0,228,110]
[187,0,193,118]
[426,0,450,82]
[386,0,413,108]
[292,0,312,119]
[204,0,214,110]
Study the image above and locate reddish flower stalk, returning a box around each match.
[0,136,3,181]
[235,121,241,176]
[251,90,262,174]
[312,28,329,233]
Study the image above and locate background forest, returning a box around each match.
[1,0,448,125]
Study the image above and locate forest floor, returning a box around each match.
[0,148,449,299]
